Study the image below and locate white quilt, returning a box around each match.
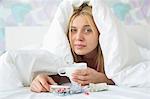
[0,49,68,91]
[43,0,150,87]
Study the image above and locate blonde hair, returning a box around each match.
[67,3,104,72]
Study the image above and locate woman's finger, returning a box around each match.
[47,77,56,85]
[30,83,37,92]
[73,75,89,81]
[73,69,88,76]
[30,80,46,92]
[35,80,48,92]
[74,79,89,85]
[30,80,40,92]
[39,77,50,91]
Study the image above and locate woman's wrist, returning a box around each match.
[99,73,115,85]
[106,78,115,85]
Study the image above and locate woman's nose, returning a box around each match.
[76,31,84,41]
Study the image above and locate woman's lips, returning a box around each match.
[74,44,86,49]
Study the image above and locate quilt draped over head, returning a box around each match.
[43,0,150,87]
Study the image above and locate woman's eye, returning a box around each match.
[71,29,77,33]
[84,28,92,33]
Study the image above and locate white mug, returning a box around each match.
[58,63,87,84]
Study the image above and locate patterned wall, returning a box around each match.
[107,0,150,25]
[0,0,61,54]
[0,0,150,54]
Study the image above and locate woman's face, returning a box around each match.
[69,15,99,55]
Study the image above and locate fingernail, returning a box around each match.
[72,73,76,76]
[53,83,58,85]
[72,77,77,80]
[72,76,77,79]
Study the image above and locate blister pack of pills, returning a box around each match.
[49,84,84,96]
[49,83,108,96]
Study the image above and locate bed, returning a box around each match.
[1,25,150,98]
[1,0,150,98]
[0,85,150,99]
[2,14,150,99]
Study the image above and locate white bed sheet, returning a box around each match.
[0,85,150,99]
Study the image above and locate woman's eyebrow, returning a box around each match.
[71,26,76,28]
[83,25,90,28]
[71,25,90,28]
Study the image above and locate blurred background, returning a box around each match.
[0,0,150,55]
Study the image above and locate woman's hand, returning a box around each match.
[72,67,114,85]
[30,74,56,93]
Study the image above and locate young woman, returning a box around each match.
[30,3,114,93]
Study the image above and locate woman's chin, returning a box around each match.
[75,50,87,55]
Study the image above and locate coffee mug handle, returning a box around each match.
[57,68,67,76]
